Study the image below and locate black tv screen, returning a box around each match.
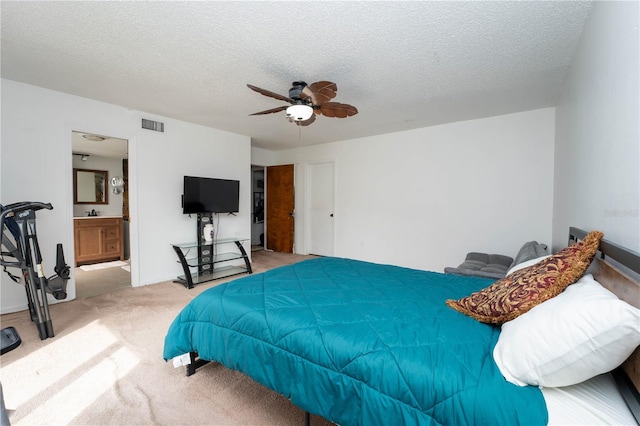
[183,176,240,214]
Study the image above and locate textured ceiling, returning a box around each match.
[1,1,592,151]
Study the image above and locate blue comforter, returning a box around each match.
[164,257,547,425]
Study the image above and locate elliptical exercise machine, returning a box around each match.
[0,202,70,341]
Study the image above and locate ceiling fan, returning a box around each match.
[247,81,358,126]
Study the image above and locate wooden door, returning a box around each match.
[266,164,295,253]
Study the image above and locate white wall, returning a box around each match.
[1,79,251,313]
[251,146,276,167]
[275,108,556,272]
[553,1,639,252]
[72,155,124,217]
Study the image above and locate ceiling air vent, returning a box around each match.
[142,118,164,132]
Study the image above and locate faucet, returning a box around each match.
[90,209,97,216]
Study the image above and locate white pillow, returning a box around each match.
[506,255,550,276]
[493,274,640,387]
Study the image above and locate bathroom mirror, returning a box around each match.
[74,168,109,204]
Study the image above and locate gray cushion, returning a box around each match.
[510,241,548,269]
[444,252,514,279]
[444,242,548,280]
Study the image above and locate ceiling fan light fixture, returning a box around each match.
[286,104,313,122]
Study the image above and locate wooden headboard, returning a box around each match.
[568,227,640,420]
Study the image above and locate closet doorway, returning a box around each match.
[71,131,131,298]
[251,165,265,252]
[251,164,297,254]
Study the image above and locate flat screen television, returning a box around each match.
[182,176,240,214]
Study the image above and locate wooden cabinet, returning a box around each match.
[74,217,123,266]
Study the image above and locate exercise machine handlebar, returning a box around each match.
[0,201,53,223]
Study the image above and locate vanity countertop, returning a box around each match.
[74,216,123,219]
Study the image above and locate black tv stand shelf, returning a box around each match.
[172,238,252,289]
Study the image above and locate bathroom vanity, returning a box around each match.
[73,216,123,266]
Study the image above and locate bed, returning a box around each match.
[163,228,640,425]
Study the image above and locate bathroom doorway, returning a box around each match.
[72,131,131,298]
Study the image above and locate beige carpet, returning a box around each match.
[0,251,331,426]
[75,260,132,299]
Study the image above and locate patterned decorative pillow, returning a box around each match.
[446,231,604,324]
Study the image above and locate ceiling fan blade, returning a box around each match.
[301,81,337,105]
[249,105,288,116]
[316,102,358,118]
[247,84,294,104]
